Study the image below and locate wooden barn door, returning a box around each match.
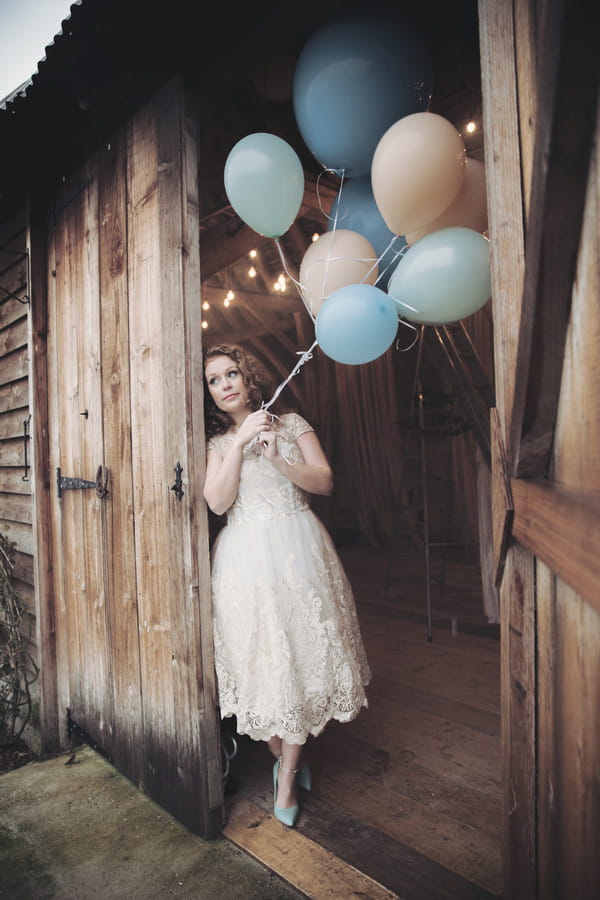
[480,2,600,897]
[45,79,223,837]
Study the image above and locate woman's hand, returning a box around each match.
[232,410,272,449]
[258,429,279,461]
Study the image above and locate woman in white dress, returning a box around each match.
[203,344,371,826]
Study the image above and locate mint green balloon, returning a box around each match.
[387,227,491,325]
[224,133,305,238]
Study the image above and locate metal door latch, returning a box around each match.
[57,465,109,499]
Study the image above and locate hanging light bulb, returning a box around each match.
[248,266,257,278]
[201,320,208,329]
[226,290,235,300]
[224,298,230,307]
[202,301,209,310]
[249,249,257,258]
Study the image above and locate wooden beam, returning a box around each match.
[491,407,513,588]
[199,176,336,281]
[509,0,600,478]
[511,478,600,612]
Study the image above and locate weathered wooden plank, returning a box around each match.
[510,0,600,477]
[181,84,224,831]
[0,296,28,330]
[0,346,28,382]
[511,478,600,613]
[491,407,513,587]
[0,519,33,555]
[553,585,600,899]
[0,469,31,494]
[225,800,399,900]
[535,561,558,900]
[97,127,144,785]
[0,407,30,440]
[0,378,28,414]
[127,83,178,808]
[0,438,25,466]
[0,491,32,524]
[499,543,536,900]
[0,317,28,356]
[478,0,526,451]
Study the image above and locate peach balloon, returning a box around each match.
[299,229,378,316]
[371,112,466,236]
[405,157,488,245]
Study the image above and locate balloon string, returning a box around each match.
[317,169,345,304]
[373,235,409,287]
[262,340,319,412]
[273,238,316,323]
[396,318,419,352]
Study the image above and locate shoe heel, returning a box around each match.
[296,763,312,792]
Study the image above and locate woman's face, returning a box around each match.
[205,355,249,416]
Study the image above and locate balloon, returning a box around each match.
[372,112,466,236]
[387,227,491,325]
[316,283,399,365]
[299,229,378,317]
[293,13,432,177]
[405,158,488,245]
[328,176,407,289]
[224,133,304,238]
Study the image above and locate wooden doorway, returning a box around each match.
[43,79,223,837]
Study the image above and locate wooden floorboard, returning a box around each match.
[222,545,502,899]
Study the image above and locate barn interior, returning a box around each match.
[190,1,501,896]
[1,0,501,895]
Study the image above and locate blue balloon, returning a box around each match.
[224,133,304,238]
[328,176,407,289]
[293,14,432,177]
[387,227,491,325]
[316,283,399,365]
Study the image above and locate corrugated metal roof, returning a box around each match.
[0,1,82,111]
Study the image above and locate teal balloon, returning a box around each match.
[293,13,432,177]
[316,283,399,365]
[387,227,491,325]
[329,176,407,288]
[224,133,304,238]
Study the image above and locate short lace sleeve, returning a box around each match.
[283,412,314,442]
[207,434,228,456]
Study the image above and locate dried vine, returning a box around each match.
[0,531,38,745]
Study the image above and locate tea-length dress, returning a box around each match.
[208,411,371,745]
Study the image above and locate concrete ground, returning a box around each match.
[0,745,305,900]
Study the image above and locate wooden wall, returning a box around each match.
[0,208,40,749]
[480,0,600,897]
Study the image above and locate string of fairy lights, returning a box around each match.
[200,234,321,331]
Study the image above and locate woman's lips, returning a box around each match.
[223,393,238,401]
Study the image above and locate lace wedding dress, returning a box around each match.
[208,412,372,744]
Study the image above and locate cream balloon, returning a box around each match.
[371,112,466,236]
[405,157,488,245]
[299,229,378,316]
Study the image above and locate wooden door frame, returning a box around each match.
[480,1,600,896]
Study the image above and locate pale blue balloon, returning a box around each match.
[387,227,491,325]
[293,13,432,177]
[224,133,304,238]
[316,283,399,365]
[328,176,407,288]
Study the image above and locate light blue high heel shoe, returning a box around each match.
[273,759,300,827]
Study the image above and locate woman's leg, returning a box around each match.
[267,735,282,760]
[275,740,303,808]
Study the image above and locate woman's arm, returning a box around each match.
[203,409,272,514]
[263,428,333,496]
